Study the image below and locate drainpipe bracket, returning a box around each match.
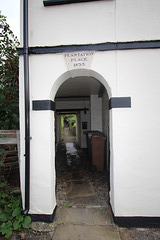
[23,209,29,216]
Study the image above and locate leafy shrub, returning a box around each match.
[0,182,31,238]
[0,148,6,156]
[0,14,19,130]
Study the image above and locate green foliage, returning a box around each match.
[68,115,76,136]
[63,204,69,208]
[53,221,57,231]
[0,148,6,156]
[0,145,6,170]
[0,182,31,238]
[53,221,64,231]
[0,14,19,130]
[68,115,76,127]
[0,147,6,169]
[61,116,64,131]
[61,114,76,136]
[0,161,5,167]
[61,115,76,129]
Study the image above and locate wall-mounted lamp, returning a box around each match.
[84,107,87,114]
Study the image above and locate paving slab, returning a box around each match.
[31,222,55,232]
[67,195,100,207]
[67,180,95,198]
[52,224,121,240]
[55,206,114,225]
[66,179,101,207]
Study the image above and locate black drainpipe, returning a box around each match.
[23,0,30,215]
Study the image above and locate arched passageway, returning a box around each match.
[54,72,111,210]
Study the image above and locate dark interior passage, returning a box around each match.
[55,76,110,207]
[54,140,114,239]
[54,75,113,238]
[55,140,109,207]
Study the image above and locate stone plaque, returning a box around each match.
[64,51,94,70]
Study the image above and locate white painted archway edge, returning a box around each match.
[50,69,112,100]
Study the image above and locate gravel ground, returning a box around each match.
[119,227,160,240]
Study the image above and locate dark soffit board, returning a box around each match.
[43,0,101,6]
[17,41,160,55]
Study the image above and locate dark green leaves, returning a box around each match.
[0,14,19,130]
[0,185,32,238]
[22,216,32,229]
[0,213,8,222]
[12,207,22,217]
[0,221,13,238]
[13,220,21,230]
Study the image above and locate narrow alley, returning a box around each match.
[54,127,120,240]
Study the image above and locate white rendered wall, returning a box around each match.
[20,46,160,217]
[80,110,90,148]
[19,54,56,214]
[116,0,160,42]
[76,113,81,146]
[28,0,116,47]
[30,111,56,214]
[102,90,109,136]
[102,90,110,171]
[90,95,102,131]
[19,0,160,219]
[112,49,160,216]
[20,0,160,48]
[20,0,160,216]
[19,52,114,214]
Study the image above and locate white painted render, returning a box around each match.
[102,90,109,137]
[27,0,116,47]
[112,49,160,216]
[19,0,160,218]
[24,0,160,47]
[116,0,160,42]
[80,110,90,148]
[30,110,56,214]
[20,48,160,216]
[19,53,114,215]
[102,90,110,173]
[90,95,102,132]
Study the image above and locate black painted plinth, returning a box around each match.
[30,207,57,223]
[114,216,160,228]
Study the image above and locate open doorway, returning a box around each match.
[60,114,77,142]
[54,75,110,209]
